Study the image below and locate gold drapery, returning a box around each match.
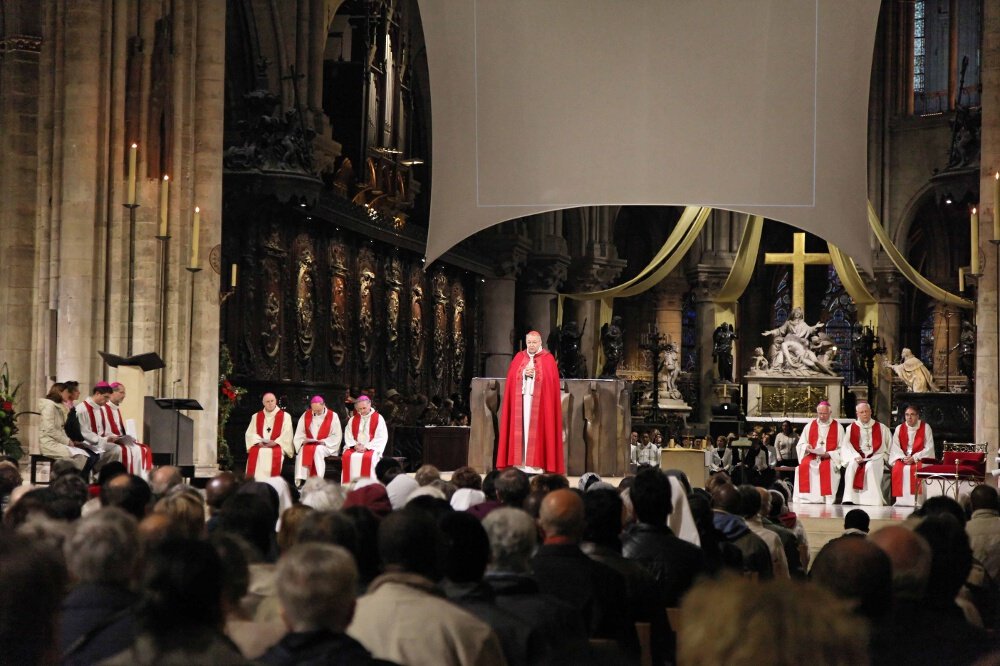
[564,206,711,301]
[712,214,763,327]
[867,200,973,309]
[828,242,878,327]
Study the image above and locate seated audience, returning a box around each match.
[737,485,789,578]
[678,575,867,665]
[103,538,249,664]
[60,508,140,665]
[149,465,183,499]
[348,509,505,665]
[99,474,152,521]
[533,489,638,654]
[710,482,772,578]
[0,532,67,666]
[260,543,384,665]
[842,508,870,537]
[966,485,1000,582]
[152,486,207,539]
[439,511,548,665]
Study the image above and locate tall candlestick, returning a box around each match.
[959,266,965,292]
[190,206,201,269]
[971,207,980,274]
[127,143,138,205]
[230,263,238,287]
[158,175,169,237]
[994,172,1000,241]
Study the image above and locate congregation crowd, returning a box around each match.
[3,441,1000,664]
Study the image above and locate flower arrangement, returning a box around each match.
[217,345,246,471]
[0,363,24,459]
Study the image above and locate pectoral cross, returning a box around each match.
[764,232,832,311]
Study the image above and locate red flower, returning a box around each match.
[1,402,11,411]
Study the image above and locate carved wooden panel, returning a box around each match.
[451,281,466,386]
[385,254,403,372]
[409,266,426,377]
[293,234,316,362]
[432,270,449,385]
[357,247,376,368]
[329,239,349,369]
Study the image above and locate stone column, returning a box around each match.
[188,0,225,475]
[564,207,626,375]
[482,276,517,378]
[651,275,687,352]
[977,0,1000,465]
[0,30,41,402]
[873,268,903,419]
[689,269,730,424]
[55,1,105,384]
[519,213,570,346]
[930,303,962,389]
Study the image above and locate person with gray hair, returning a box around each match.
[60,508,140,664]
[482,507,587,654]
[259,543,380,664]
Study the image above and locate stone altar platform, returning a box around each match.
[468,377,631,476]
[745,375,844,420]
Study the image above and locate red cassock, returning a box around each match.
[497,349,564,473]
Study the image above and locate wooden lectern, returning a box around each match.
[99,351,166,437]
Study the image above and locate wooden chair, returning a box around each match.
[635,621,652,666]
[666,607,683,633]
[29,454,56,485]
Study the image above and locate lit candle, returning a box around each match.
[190,206,201,268]
[971,207,980,274]
[158,175,169,237]
[127,143,137,205]
[994,172,1000,241]
[959,266,965,292]
[230,263,238,287]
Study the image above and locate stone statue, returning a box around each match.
[763,308,823,366]
[599,316,624,378]
[951,320,975,382]
[658,343,683,400]
[748,347,769,373]
[712,322,738,382]
[557,320,588,379]
[883,348,938,392]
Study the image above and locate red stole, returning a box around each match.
[255,409,286,441]
[342,412,380,482]
[848,421,883,490]
[892,423,926,497]
[104,404,152,472]
[300,410,335,477]
[82,401,105,434]
[798,419,839,495]
[247,409,286,478]
[350,411,380,441]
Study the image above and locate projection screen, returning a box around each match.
[417,0,881,273]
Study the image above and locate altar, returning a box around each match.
[467,377,631,476]
[745,375,845,420]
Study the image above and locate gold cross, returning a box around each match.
[764,232,832,311]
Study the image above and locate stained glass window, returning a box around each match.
[820,266,857,385]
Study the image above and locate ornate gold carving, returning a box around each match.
[358,248,376,367]
[294,237,316,359]
[761,385,828,415]
[409,268,425,375]
[451,282,466,385]
[261,262,282,360]
[432,270,449,381]
[0,35,43,53]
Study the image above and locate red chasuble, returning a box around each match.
[797,420,840,495]
[847,422,883,490]
[497,349,565,474]
[892,422,926,497]
[247,410,286,478]
[342,412,381,483]
[300,410,335,478]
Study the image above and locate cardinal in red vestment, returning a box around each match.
[497,331,565,474]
